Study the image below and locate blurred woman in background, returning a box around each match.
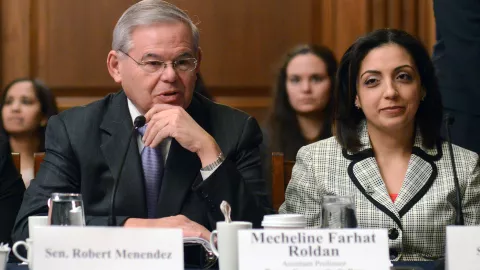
[261,45,337,201]
[0,79,58,187]
[280,29,480,261]
[265,44,337,160]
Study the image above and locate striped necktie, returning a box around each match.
[138,125,164,218]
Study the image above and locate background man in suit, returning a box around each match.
[0,136,24,246]
[433,0,480,153]
[13,0,270,243]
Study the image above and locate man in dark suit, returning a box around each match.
[13,0,270,244]
[0,136,24,246]
[433,0,480,153]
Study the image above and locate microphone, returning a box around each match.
[444,113,464,226]
[108,115,146,226]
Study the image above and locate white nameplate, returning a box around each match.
[446,226,480,270]
[33,226,183,270]
[238,229,390,270]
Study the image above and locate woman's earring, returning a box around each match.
[420,87,427,101]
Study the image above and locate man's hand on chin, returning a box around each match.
[143,104,221,166]
[123,215,211,241]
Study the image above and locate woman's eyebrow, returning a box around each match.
[360,70,381,79]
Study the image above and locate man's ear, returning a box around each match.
[107,50,122,83]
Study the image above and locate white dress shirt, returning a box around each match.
[127,99,220,180]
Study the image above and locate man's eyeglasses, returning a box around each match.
[118,50,197,74]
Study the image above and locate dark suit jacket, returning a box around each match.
[13,91,271,242]
[0,136,24,245]
[433,0,480,115]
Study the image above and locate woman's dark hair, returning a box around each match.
[267,44,338,160]
[0,78,58,151]
[334,28,443,152]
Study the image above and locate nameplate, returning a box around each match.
[238,229,390,270]
[447,226,480,270]
[33,226,183,270]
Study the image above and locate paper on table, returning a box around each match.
[183,237,213,253]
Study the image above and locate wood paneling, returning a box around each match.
[333,0,371,58]
[418,0,436,49]
[33,0,135,88]
[315,0,336,50]
[170,0,314,90]
[388,0,403,29]
[314,0,435,64]
[1,0,436,120]
[372,0,388,30]
[1,0,32,85]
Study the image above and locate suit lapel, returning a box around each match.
[100,91,146,217]
[156,139,201,217]
[345,122,442,226]
[395,156,433,209]
[395,137,441,217]
[344,122,403,228]
[156,94,206,217]
[346,150,403,229]
[351,156,398,213]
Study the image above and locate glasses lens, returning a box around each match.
[142,60,164,73]
[175,59,197,72]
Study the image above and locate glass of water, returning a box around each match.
[321,195,357,229]
[48,193,86,226]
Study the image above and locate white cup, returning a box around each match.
[261,214,306,229]
[209,221,252,270]
[0,245,10,270]
[12,216,48,268]
[28,216,48,240]
[12,238,33,266]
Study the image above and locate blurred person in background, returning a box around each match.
[433,0,480,153]
[0,79,58,187]
[280,29,480,261]
[261,44,337,198]
[0,134,24,247]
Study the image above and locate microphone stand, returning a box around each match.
[108,116,146,226]
[444,114,464,226]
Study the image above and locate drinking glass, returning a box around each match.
[321,195,357,228]
[48,193,86,226]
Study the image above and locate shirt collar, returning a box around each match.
[127,98,143,126]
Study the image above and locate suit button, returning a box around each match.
[388,228,399,240]
[389,248,399,260]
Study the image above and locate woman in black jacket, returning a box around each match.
[0,135,24,246]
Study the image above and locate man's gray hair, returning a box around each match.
[112,0,199,52]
